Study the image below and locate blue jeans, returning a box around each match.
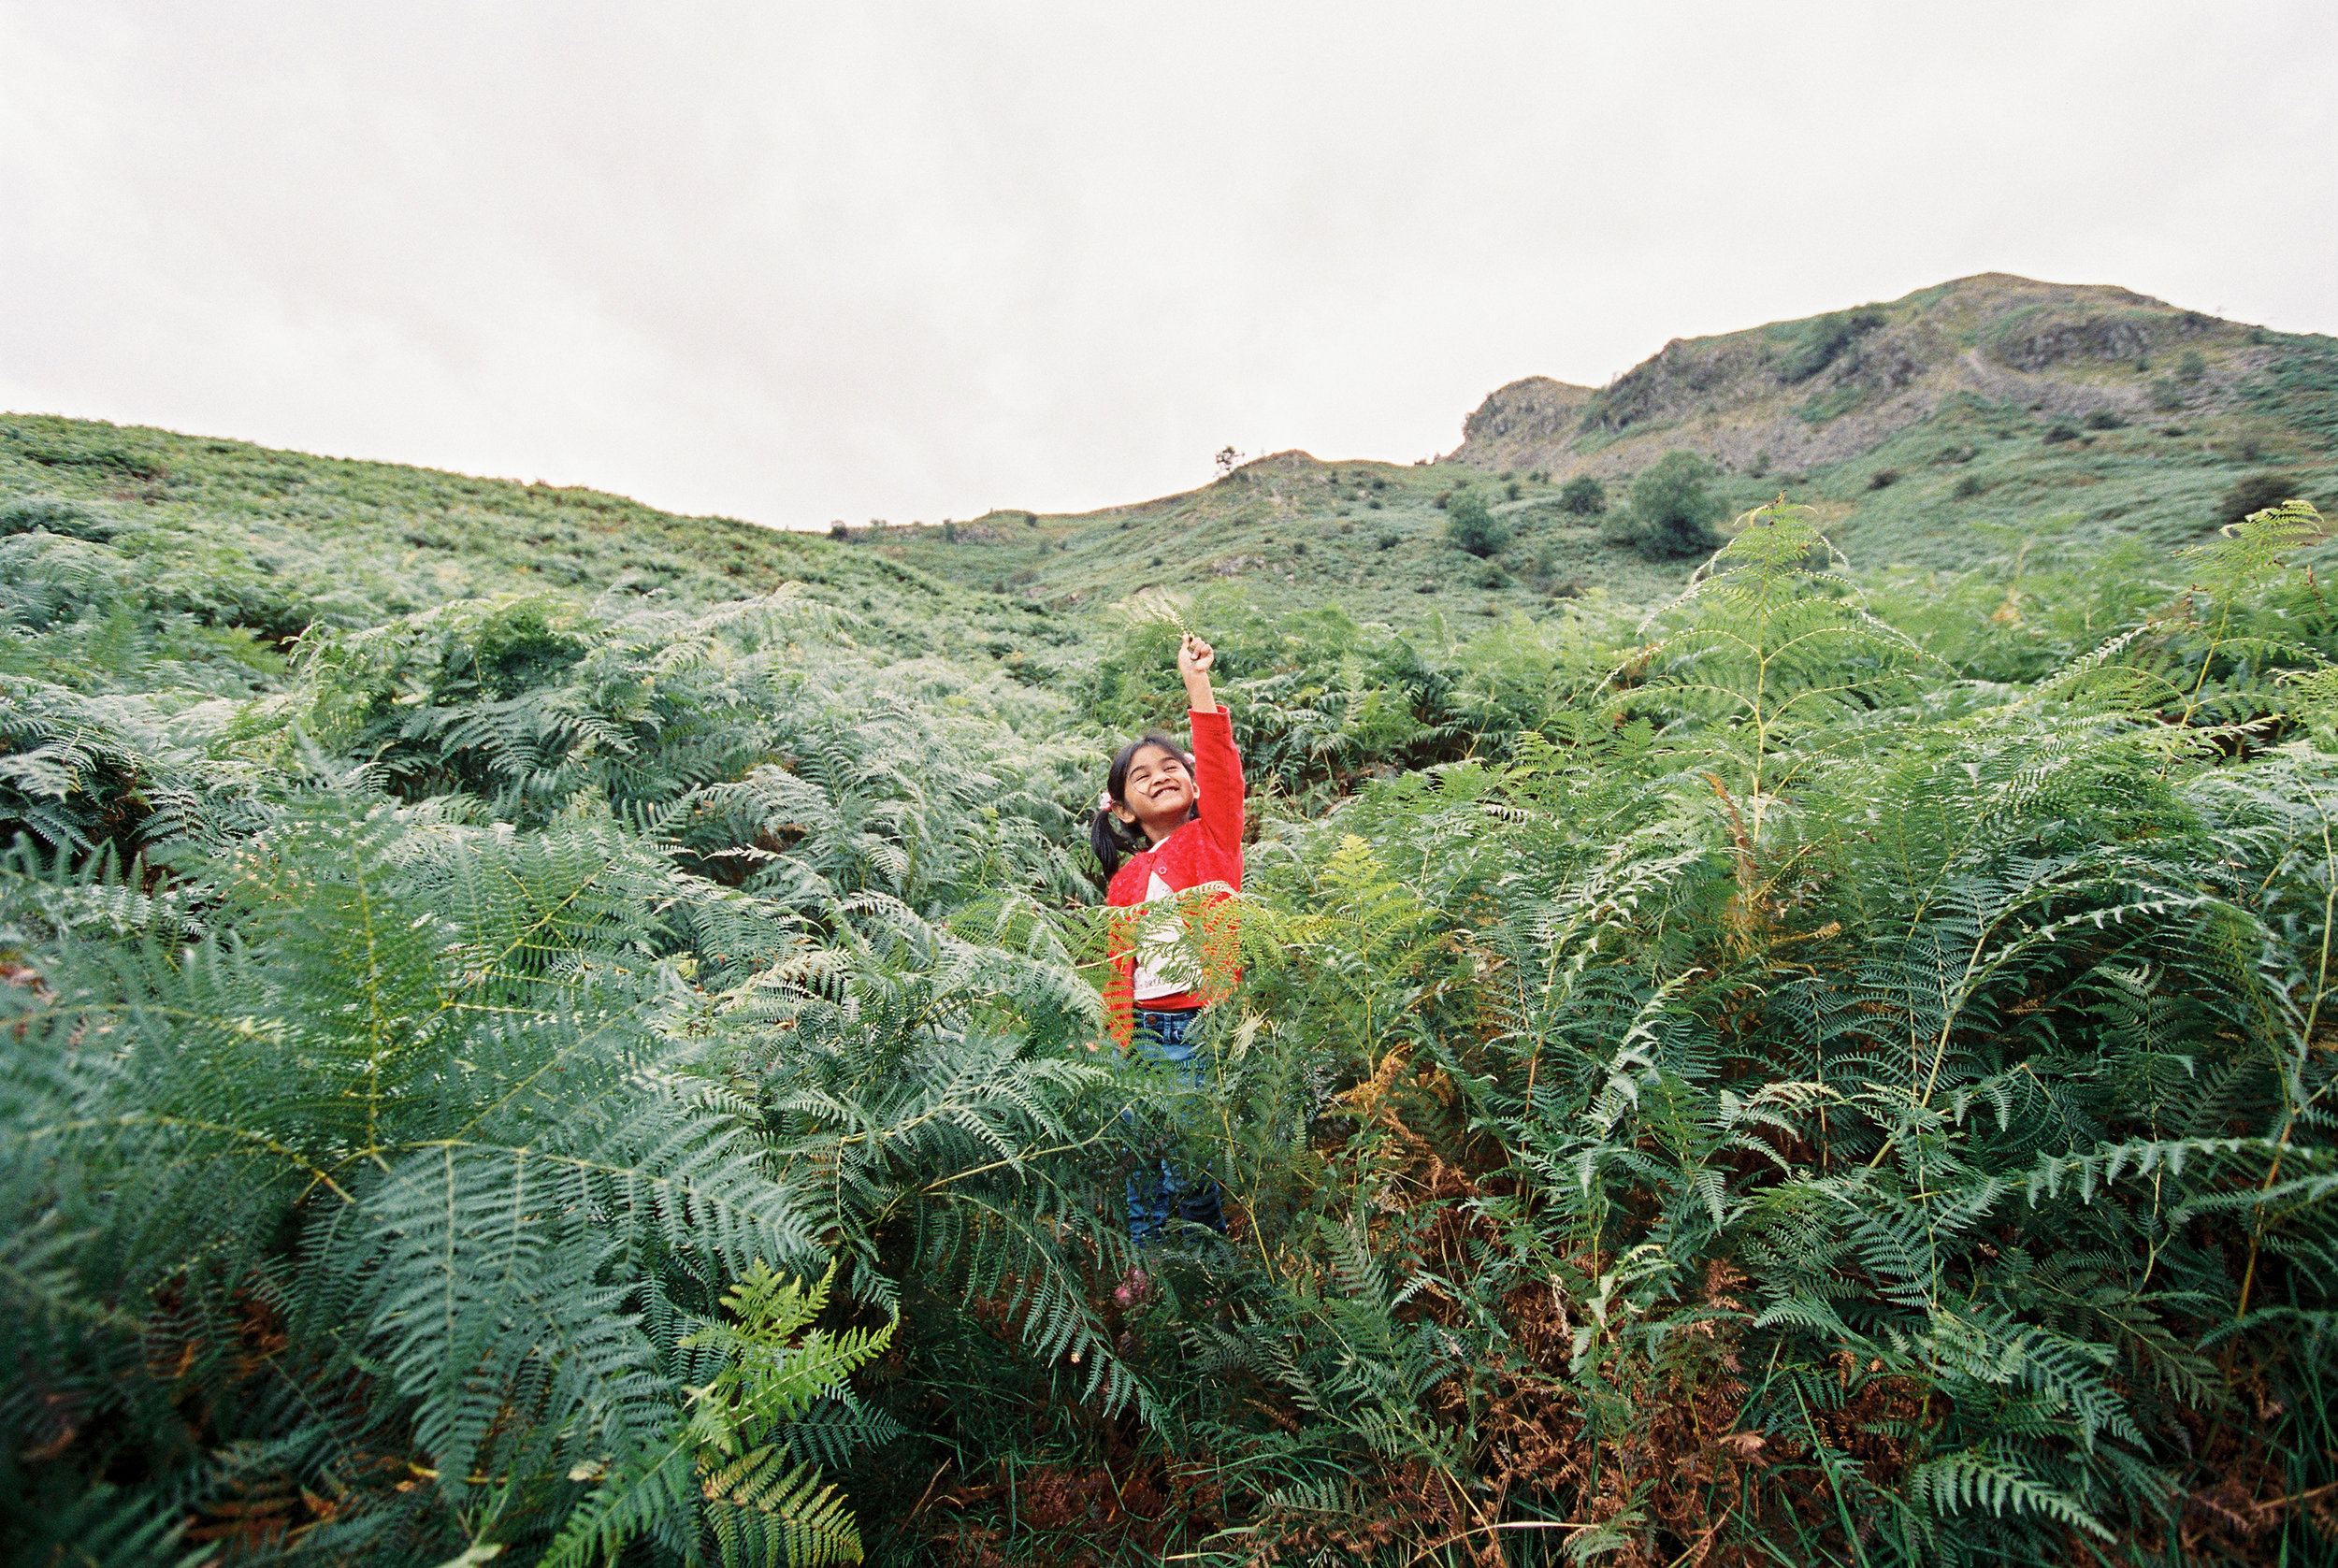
[1125,1007,1228,1246]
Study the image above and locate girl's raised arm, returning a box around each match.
[1178,635,1244,856]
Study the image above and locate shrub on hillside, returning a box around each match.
[1869,468,1901,489]
[2151,378,2187,411]
[1556,476,1607,515]
[1444,490,1509,558]
[1376,531,1401,551]
[2085,410,2127,430]
[2179,348,2208,381]
[1618,450,1726,559]
[2043,423,2081,443]
[1954,473,1986,499]
[1775,306,1887,382]
[2218,473,2298,527]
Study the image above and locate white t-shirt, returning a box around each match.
[1131,867,1205,1001]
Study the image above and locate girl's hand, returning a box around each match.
[1177,632,1217,711]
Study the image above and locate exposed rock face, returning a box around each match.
[1992,313,2153,371]
[1447,273,2265,479]
[1457,378,1598,462]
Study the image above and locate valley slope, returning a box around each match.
[0,413,1075,672]
[8,272,2335,640]
[876,273,2338,621]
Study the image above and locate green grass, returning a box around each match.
[1777,394,2338,571]
[36,272,2319,649]
[2244,331,2338,450]
[0,413,1074,665]
[859,281,2338,625]
[868,394,2338,628]
[18,339,2335,673]
[873,456,1700,622]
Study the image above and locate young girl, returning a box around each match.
[1090,632,1243,1254]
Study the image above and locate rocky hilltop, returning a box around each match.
[1450,273,2292,478]
[866,267,2334,620]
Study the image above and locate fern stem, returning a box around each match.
[2234,780,2338,1326]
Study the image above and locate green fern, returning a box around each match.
[9,443,2338,1564]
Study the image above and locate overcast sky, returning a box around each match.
[4,3,2332,529]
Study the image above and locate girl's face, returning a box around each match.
[1118,743,1195,831]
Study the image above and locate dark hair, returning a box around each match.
[1090,731,1195,880]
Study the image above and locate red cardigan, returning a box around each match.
[1103,706,1245,1046]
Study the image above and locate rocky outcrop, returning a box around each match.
[1445,274,2273,479]
[1455,379,1599,470]
[1990,312,2153,371]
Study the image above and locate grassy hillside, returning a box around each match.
[8,291,2338,1564]
[872,453,1706,624]
[872,276,2338,616]
[0,413,1073,667]
[27,273,2322,639]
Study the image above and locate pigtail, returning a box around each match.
[1090,803,1144,880]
